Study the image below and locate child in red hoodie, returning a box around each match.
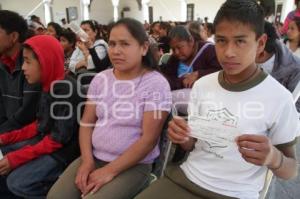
[0,35,83,198]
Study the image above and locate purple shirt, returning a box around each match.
[87,69,172,163]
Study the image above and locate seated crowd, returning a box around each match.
[0,0,299,199]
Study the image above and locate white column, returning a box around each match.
[111,0,120,22]
[81,0,91,20]
[43,0,52,24]
[281,0,295,22]
[142,0,150,23]
[178,0,187,22]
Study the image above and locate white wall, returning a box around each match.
[118,0,143,22]
[0,0,81,25]
[52,0,81,25]
[276,0,294,22]
[2,0,295,25]
[149,0,181,22]
[1,0,45,23]
[90,0,114,24]
[188,0,224,23]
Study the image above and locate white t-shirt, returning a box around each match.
[181,71,300,199]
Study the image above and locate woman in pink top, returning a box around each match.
[47,18,172,199]
[281,0,300,35]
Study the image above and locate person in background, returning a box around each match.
[204,22,215,43]
[30,15,45,28]
[46,22,63,40]
[158,22,172,53]
[0,35,82,198]
[61,18,68,29]
[69,20,109,74]
[59,29,77,72]
[0,10,41,133]
[256,21,300,111]
[28,21,46,35]
[149,21,160,42]
[47,18,171,199]
[285,17,300,57]
[162,25,221,114]
[187,21,208,42]
[280,0,300,35]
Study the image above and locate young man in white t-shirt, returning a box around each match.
[135,0,300,199]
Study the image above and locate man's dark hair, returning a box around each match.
[0,10,28,42]
[258,0,275,17]
[264,21,279,54]
[214,0,265,39]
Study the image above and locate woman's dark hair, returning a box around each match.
[47,22,63,38]
[187,21,204,41]
[264,21,279,53]
[60,29,77,49]
[168,25,193,42]
[110,18,157,70]
[206,23,214,35]
[0,10,28,42]
[81,20,101,40]
[149,21,160,34]
[159,22,172,34]
[214,0,265,39]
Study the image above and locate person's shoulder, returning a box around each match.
[261,75,293,98]
[143,70,171,90]
[90,68,113,83]
[94,39,108,47]
[194,71,219,87]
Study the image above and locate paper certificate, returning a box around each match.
[188,116,240,145]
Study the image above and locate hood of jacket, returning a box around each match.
[24,35,65,92]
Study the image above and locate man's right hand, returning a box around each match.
[168,116,191,144]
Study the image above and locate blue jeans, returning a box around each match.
[0,138,64,199]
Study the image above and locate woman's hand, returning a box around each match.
[75,160,95,195]
[183,71,199,88]
[82,165,117,196]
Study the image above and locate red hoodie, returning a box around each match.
[0,35,66,169]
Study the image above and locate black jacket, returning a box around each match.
[37,76,84,166]
[0,51,41,133]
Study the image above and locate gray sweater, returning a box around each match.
[270,40,300,111]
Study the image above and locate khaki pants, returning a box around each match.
[135,165,237,199]
[47,157,152,199]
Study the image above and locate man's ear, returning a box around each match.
[257,33,267,56]
[10,32,20,44]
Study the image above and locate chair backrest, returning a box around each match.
[158,53,171,66]
[151,113,173,178]
[292,80,300,104]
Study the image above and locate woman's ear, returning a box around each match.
[142,41,150,56]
